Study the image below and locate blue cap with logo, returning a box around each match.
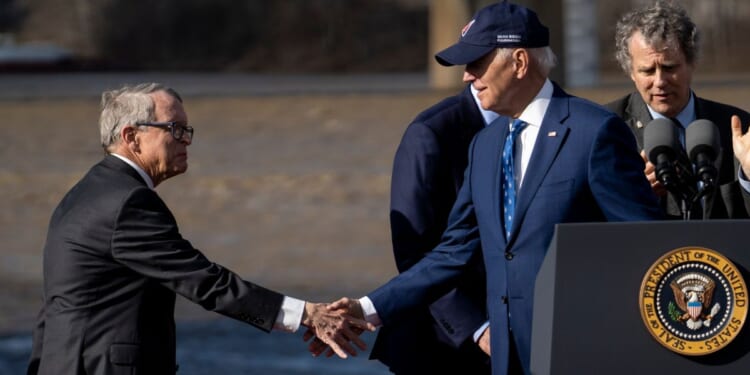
[435,0,550,66]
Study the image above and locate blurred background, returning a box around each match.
[1,0,750,374]
[3,0,749,82]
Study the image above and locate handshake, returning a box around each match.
[301,297,373,359]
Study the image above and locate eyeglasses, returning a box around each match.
[136,121,194,141]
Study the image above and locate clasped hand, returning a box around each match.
[302,298,374,358]
[302,297,372,358]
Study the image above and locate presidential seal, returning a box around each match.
[639,247,748,356]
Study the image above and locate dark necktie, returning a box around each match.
[502,119,527,237]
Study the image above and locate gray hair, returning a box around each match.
[99,83,182,150]
[614,0,699,74]
[496,46,558,77]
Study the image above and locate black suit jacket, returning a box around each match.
[606,92,750,219]
[28,155,284,374]
[371,86,489,373]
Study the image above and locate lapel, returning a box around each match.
[507,84,570,242]
[624,94,653,150]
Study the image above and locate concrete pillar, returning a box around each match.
[514,0,566,86]
[563,0,598,87]
[428,0,472,90]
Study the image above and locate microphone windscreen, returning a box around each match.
[686,119,720,161]
[644,118,680,162]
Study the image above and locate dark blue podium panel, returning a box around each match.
[531,220,750,374]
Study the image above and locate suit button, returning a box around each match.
[505,252,514,260]
[441,320,455,334]
[502,296,508,304]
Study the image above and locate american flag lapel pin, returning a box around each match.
[548,131,557,137]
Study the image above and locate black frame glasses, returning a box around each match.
[136,121,194,141]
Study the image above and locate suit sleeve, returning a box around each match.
[371,136,483,326]
[588,115,663,221]
[111,187,284,332]
[390,121,487,347]
[26,304,45,375]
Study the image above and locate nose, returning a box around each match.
[653,69,667,89]
[463,70,476,83]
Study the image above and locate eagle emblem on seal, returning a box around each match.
[669,272,721,330]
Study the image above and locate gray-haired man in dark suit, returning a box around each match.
[27,83,372,374]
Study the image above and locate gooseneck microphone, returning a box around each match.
[644,118,681,189]
[686,119,720,191]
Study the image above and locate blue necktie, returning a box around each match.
[502,119,526,237]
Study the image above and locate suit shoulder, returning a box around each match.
[698,97,750,122]
[413,94,464,125]
[603,93,633,117]
[567,94,621,120]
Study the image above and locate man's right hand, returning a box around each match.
[641,150,667,196]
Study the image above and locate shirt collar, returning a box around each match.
[111,153,155,189]
[646,91,696,128]
[516,79,553,128]
[470,84,500,126]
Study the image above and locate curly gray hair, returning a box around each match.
[99,83,182,151]
[614,1,699,74]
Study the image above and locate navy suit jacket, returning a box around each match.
[606,92,750,219]
[371,86,489,372]
[369,84,662,375]
[28,155,284,374]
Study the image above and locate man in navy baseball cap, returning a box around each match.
[435,0,550,66]
[320,2,661,375]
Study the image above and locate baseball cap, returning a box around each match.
[435,1,550,66]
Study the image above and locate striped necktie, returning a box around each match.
[502,119,526,237]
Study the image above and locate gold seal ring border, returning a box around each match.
[639,246,748,356]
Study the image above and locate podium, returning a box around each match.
[531,220,750,374]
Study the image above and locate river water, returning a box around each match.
[0,319,389,374]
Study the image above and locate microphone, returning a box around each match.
[644,118,681,189]
[686,119,720,190]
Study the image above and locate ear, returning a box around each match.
[120,125,140,152]
[512,48,529,79]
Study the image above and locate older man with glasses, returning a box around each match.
[27,82,372,375]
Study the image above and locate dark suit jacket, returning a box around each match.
[371,86,489,373]
[368,84,663,375]
[28,155,284,374]
[606,92,750,219]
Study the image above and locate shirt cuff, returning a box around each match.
[739,168,750,193]
[359,296,382,327]
[473,321,490,343]
[273,296,305,332]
